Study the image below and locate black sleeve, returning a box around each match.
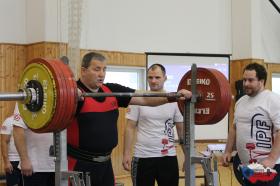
[75,80,86,115]
[105,83,136,108]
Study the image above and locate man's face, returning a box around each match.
[243,70,264,97]
[81,60,106,89]
[147,67,166,91]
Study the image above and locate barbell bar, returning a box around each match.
[0,92,27,101]
[82,92,182,98]
[1,58,232,133]
[0,91,182,101]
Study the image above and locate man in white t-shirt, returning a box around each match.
[1,114,22,186]
[13,103,55,186]
[122,64,184,186]
[223,63,280,186]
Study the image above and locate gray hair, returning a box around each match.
[81,52,106,68]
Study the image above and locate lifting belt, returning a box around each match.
[67,144,111,163]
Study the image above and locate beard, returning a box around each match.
[244,88,259,97]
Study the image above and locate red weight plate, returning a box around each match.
[33,59,77,133]
[34,59,68,133]
[177,67,231,125]
[51,60,71,131]
[57,61,78,130]
[200,69,223,124]
[46,59,77,132]
[203,69,226,124]
[19,60,57,131]
[214,69,231,118]
[53,60,77,131]
[215,70,231,114]
[44,59,70,132]
[207,69,231,124]
[24,58,63,133]
[20,58,77,133]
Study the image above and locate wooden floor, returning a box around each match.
[116,166,241,186]
[115,148,241,186]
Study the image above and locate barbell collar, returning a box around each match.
[0,88,37,105]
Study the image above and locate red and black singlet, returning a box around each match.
[67,80,135,155]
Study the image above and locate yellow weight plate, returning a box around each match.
[18,63,56,130]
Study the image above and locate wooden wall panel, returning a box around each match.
[26,42,67,62]
[112,108,130,177]
[0,44,26,175]
[26,42,46,62]
[80,49,146,67]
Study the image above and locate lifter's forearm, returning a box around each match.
[1,135,10,163]
[13,126,29,160]
[176,123,186,154]
[123,121,136,156]
[225,125,236,153]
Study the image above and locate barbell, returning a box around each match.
[0,58,232,133]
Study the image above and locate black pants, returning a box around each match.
[131,156,179,186]
[23,172,55,186]
[5,161,23,186]
[70,157,114,186]
[233,154,280,186]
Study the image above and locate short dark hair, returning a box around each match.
[148,63,166,76]
[82,52,106,68]
[244,63,267,85]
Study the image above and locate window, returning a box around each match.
[272,73,280,94]
[104,66,146,90]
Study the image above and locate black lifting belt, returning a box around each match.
[67,144,111,163]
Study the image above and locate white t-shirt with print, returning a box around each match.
[126,102,183,158]
[234,90,280,165]
[13,103,55,172]
[0,115,20,161]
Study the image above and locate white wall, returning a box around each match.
[0,0,66,44]
[0,0,279,63]
[0,0,26,43]
[80,0,232,54]
[231,0,252,60]
[232,0,280,62]
[25,0,45,43]
[44,0,58,42]
[44,0,68,43]
[259,0,280,63]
